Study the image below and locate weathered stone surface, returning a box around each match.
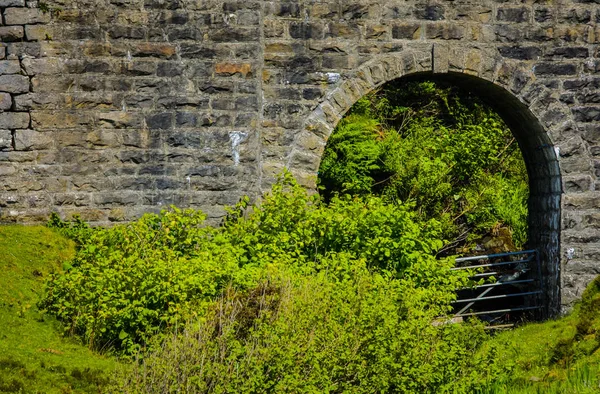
[0,26,24,41]
[0,0,24,6]
[0,93,12,111]
[0,75,29,94]
[14,129,52,150]
[0,129,12,150]
[3,8,51,26]
[0,60,20,75]
[0,112,29,129]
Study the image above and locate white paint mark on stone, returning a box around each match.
[554,146,560,159]
[566,248,575,261]
[326,72,341,84]
[229,131,248,166]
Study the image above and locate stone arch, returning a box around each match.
[287,45,568,318]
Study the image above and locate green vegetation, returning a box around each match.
[480,276,600,393]
[319,81,529,254]
[2,81,598,393]
[0,226,120,393]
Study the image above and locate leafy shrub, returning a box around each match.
[40,173,468,355]
[39,208,244,353]
[318,81,529,252]
[47,212,96,248]
[117,256,496,393]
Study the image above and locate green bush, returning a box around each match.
[117,256,496,393]
[318,81,529,252]
[39,208,244,354]
[40,173,470,355]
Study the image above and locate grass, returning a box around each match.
[1,224,600,393]
[479,276,600,393]
[0,225,121,393]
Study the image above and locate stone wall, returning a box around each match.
[1,0,600,311]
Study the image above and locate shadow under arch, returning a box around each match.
[289,65,563,318]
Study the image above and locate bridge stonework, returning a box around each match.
[1,0,600,311]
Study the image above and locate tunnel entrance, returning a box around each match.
[316,72,561,320]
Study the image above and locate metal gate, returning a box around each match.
[451,250,543,328]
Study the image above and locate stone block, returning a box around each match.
[0,0,24,6]
[0,129,11,150]
[145,112,173,129]
[215,63,252,77]
[0,163,15,175]
[0,74,29,94]
[0,60,20,75]
[289,22,324,40]
[415,4,446,21]
[25,25,55,42]
[498,46,542,60]
[534,63,578,76]
[0,26,24,42]
[425,24,465,40]
[14,129,52,150]
[497,6,530,23]
[3,8,51,26]
[0,112,29,129]
[0,92,12,110]
[392,23,422,40]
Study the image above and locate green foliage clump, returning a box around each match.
[40,208,243,354]
[40,173,467,356]
[117,258,496,393]
[318,81,529,252]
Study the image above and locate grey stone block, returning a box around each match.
[0,129,12,150]
[0,112,29,129]
[0,75,29,94]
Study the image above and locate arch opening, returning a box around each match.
[315,72,562,319]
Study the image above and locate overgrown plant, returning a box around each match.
[40,173,469,355]
[318,81,529,254]
[116,258,496,393]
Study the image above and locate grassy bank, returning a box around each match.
[1,224,599,393]
[0,226,120,393]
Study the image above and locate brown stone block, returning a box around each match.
[131,43,177,59]
[264,42,294,54]
[326,23,360,39]
[63,208,107,222]
[14,129,53,151]
[31,111,92,130]
[3,7,50,25]
[215,63,252,77]
[97,112,143,129]
[366,25,388,40]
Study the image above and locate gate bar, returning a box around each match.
[456,305,541,317]
[453,290,542,304]
[454,249,538,263]
[451,256,533,271]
